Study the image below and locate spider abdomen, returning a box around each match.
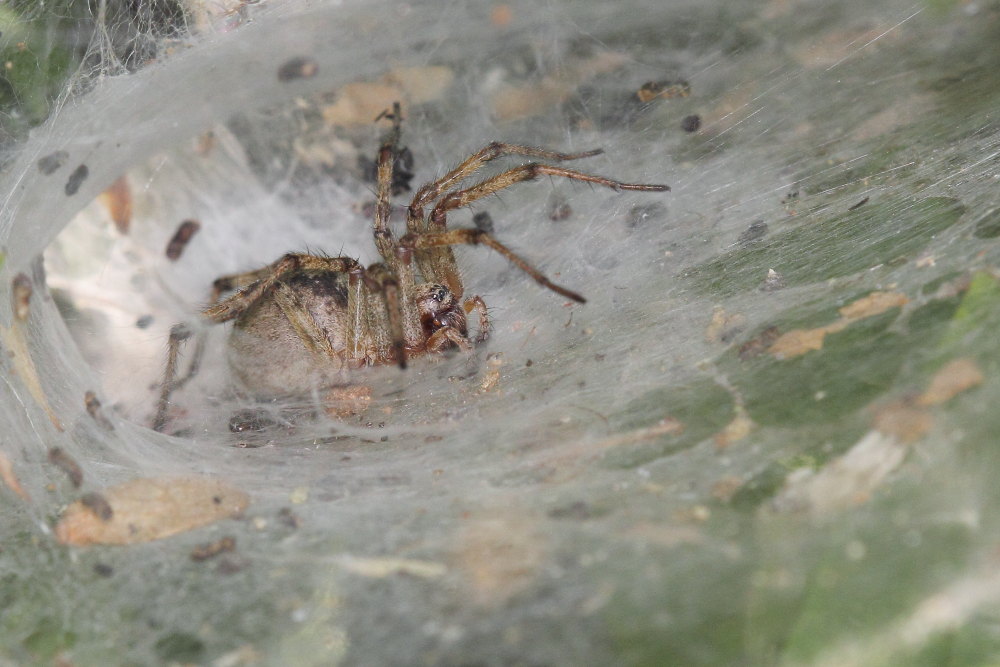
[227,271,360,397]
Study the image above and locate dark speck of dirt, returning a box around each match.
[65,164,89,196]
[681,114,701,132]
[37,150,68,175]
[277,56,318,82]
[472,211,495,234]
[165,220,201,261]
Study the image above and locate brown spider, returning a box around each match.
[152,104,668,431]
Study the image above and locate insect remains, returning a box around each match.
[152,104,668,431]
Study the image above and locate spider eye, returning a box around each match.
[434,287,447,302]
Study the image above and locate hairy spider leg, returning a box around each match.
[464,295,490,343]
[401,228,586,303]
[361,262,408,368]
[406,143,605,296]
[405,163,670,300]
[372,101,403,271]
[369,103,424,367]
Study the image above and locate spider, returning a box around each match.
[152,104,668,431]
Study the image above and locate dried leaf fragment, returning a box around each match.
[768,325,840,358]
[1,325,63,431]
[714,408,754,448]
[917,358,984,407]
[338,556,446,579]
[636,79,690,103]
[873,400,934,443]
[55,476,250,546]
[322,82,404,127]
[838,290,909,320]
[772,430,907,515]
[705,306,745,344]
[453,513,546,606]
[491,51,628,121]
[99,175,132,234]
[766,290,908,359]
[0,451,29,501]
[11,273,31,321]
[382,66,454,104]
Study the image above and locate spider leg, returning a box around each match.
[401,228,586,304]
[432,163,670,219]
[415,163,669,296]
[203,253,361,323]
[406,144,606,294]
[408,142,605,226]
[272,281,343,364]
[372,102,403,270]
[153,324,195,432]
[463,295,491,343]
[155,262,279,411]
[363,262,409,369]
[426,326,472,353]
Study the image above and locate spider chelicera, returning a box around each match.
[152,104,669,431]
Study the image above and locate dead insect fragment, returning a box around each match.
[166,220,201,260]
[11,273,31,321]
[48,447,83,488]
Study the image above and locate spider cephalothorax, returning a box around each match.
[415,283,467,339]
[152,103,668,431]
